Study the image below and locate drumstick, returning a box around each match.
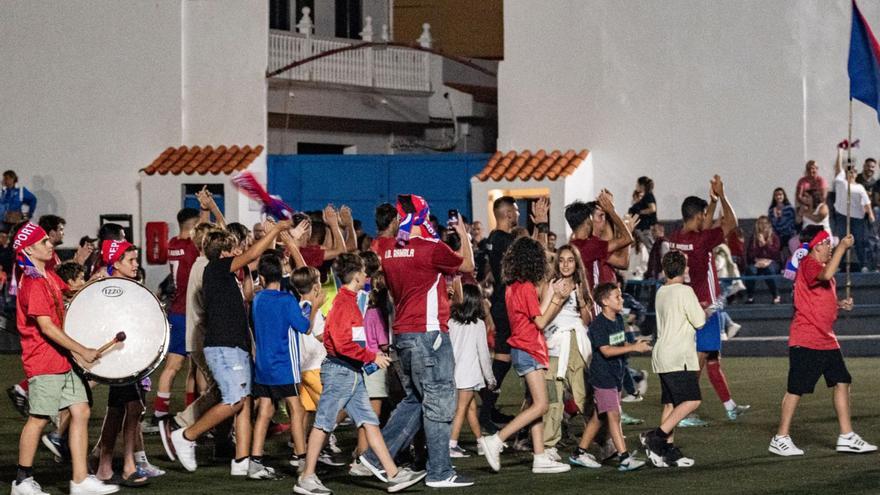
[96,331,126,355]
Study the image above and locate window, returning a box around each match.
[335,0,362,39]
[297,142,349,154]
[183,184,225,222]
[269,0,290,30]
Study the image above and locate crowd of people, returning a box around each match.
[2,153,877,495]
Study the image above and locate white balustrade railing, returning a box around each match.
[269,30,431,92]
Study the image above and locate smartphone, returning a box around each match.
[447,209,459,227]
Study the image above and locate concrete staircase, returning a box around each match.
[719,272,880,357]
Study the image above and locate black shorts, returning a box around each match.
[787,347,852,395]
[253,383,299,401]
[490,305,511,355]
[108,382,145,408]
[659,371,701,406]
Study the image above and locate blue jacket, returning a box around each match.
[0,187,37,218]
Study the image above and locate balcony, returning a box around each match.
[268,11,432,93]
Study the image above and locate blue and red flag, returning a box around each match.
[849,0,880,122]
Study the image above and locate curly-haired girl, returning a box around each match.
[479,237,573,474]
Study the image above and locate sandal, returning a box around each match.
[120,469,150,488]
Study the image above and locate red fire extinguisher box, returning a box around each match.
[145,222,169,265]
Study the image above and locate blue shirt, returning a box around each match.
[252,289,311,385]
[769,204,797,238]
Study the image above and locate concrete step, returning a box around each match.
[723,334,880,357]
[726,304,880,338]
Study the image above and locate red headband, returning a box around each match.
[12,222,47,254]
[102,239,134,266]
[808,230,830,250]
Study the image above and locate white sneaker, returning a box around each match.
[449,444,470,458]
[477,441,484,456]
[837,432,878,453]
[568,450,601,468]
[544,447,562,462]
[327,433,342,454]
[11,478,49,495]
[621,393,643,403]
[358,454,388,482]
[348,459,373,477]
[387,467,428,493]
[170,428,198,471]
[769,435,804,457]
[424,474,475,488]
[69,475,120,495]
[247,461,278,480]
[637,370,649,396]
[726,323,742,339]
[478,433,504,472]
[294,474,332,495]
[230,458,249,476]
[532,452,571,474]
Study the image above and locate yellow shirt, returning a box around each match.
[652,283,706,373]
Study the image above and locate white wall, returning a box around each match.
[1,0,268,289]
[0,0,182,246]
[500,0,880,220]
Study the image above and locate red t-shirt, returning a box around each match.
[299,245,325,268]
[790,255,839,350]
[571,237,610,290]
[371,236,396,259]
[666,227,725,306]
[168,237,199,315]
[505,281,548,366]
[380,237,462,333]
[17,270,71,378]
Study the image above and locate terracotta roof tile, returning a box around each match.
[475,148,589,182]
[141,145,264,176]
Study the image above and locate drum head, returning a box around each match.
[65,277,168,384]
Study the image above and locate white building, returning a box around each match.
[499,0,880,225]
[2,0,267,287]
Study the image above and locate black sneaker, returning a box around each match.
[663,445,694,467]
[7,385,28,417]
[639,430,669,468]
[158,419,181,461]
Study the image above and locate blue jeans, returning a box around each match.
[834,212,868,269]
[313,359,378,432]
[363,332,456,482]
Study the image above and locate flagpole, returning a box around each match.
[846,97,853,300]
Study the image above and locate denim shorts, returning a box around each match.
[511,348,547,377]
[313,359,379,433]
[204,346,251,405]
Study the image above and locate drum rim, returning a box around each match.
[64,276,170,385]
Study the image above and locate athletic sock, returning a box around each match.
[655,427,670,438]
[706,359,732,403]
[449,440,458,448]
[16,465,33,483]
[153,392,171,417]
[234,456,248,463]
[134,451,148,464]
[17,379,28,393]
[250,455,263,464]
[617,452,630,462]
[723,399,737,411]
[185,392,196,406]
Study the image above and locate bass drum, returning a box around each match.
[64,277,169,385]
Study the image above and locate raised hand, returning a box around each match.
[711,175,725,199]
[597,191,615,213]
[323,204,339,225]
[339,205,354,226]
[623,213,640,233]
[291,218,310,241]
[531,197,550,224]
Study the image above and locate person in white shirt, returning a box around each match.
[833,149,875,271]
[448,284,495,458]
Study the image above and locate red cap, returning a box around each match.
[102,239,134,266]
[12,222,47,254]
